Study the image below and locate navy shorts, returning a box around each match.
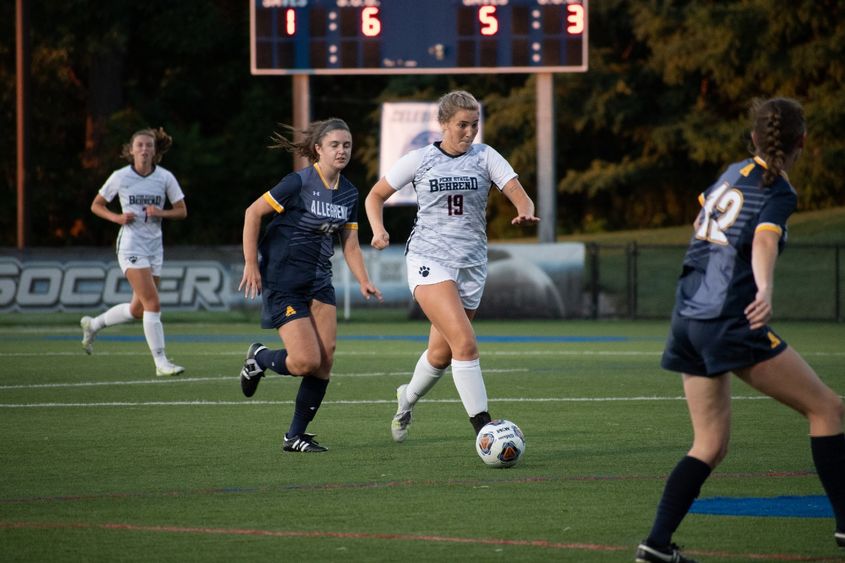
[661,311,787,377]
[260,285,336,329]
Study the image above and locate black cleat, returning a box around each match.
[635,541,697,563]
[835,531,844,548]
[283,433,328,453]
[240,343,267,398]
[470,411,492,435]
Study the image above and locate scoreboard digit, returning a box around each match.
[251,0,588,75]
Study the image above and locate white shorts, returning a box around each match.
[406,253,487,310]
[118,251,163,276]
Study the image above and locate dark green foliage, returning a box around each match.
[2,0,844,246]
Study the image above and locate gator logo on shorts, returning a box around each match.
[766,331,782,349]
[285,305,297,317]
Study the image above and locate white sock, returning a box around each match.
[451,358,488,417]
[142,311,167,364]
[92,303,134,332]
[404,350,446,409]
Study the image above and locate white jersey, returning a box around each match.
[385,143,517,267]
[98,165,185,256]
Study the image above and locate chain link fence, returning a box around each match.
[584,242,844,321]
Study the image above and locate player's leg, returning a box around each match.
[415,281,489,434]
[736,347,845,545]
[279,300,335,453]
[640,373,728,561]
[125,267,182,376]
[392,326,450,442]
[80,255,142,354]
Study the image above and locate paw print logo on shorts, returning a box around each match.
[419,266,430,278]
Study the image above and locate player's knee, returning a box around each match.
[287,353,322,376]
[450,339,478,360]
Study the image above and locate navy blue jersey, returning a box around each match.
[258,165,359,293]
[674,156,797,319]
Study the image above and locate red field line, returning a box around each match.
[0,520,835,561]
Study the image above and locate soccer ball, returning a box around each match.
[475,419,525,468]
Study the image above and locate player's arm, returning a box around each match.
[745,228,780,329]
[501,178,540,226]
[238,196,275,299]
[91,193,135,225]
[340,228,383,301]
[365,178,395,250]
[146,198,187,221]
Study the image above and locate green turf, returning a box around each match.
[1,315,843,561]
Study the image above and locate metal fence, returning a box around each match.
[584,242,844,322]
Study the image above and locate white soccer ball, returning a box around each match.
[475,419,525,468]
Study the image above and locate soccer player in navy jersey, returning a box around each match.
[80,127,187,377]
[238,118,382,453]
[636,98,845,563]
[365,90,539,442]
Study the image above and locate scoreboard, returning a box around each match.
[251,0,588,75]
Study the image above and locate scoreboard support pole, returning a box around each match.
[536,72,556,243]
[292,74,311,170]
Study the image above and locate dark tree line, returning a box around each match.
[2,0,843,247]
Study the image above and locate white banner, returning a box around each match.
[379,101,482,206]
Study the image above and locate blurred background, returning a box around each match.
[2,0,844,320]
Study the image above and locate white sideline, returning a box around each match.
[0,396,776,409]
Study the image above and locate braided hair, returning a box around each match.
[121,127,173,164]
[749,97,805,186]
[269,118,351,163]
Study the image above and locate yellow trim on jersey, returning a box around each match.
[739,162,756,177]
[314,163,339,190]
[698,193,705,206]
[755,223,783,236]
[344,222,358,230]
[262,192,283,213]
[753,156,768,169]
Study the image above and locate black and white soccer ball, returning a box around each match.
[475,419,525,468]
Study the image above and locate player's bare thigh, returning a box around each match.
[415,281,478,361]
[277,300,336,379]
[125,267,160,315]
[734,346,844,436]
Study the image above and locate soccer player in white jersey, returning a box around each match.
[80,128,187,376]
[365,90,540,441]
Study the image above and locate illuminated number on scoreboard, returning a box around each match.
[479,6,498,36]
[362,7,381,37]
[566,4,585,34]
[284,8,295,36]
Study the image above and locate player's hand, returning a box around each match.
[744,291,773,330]
[119,212,136,225]
[238,264,262,299]
[371,231,390,250]
[360,282,383,302]
[511,214,540,226]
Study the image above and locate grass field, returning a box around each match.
[1,312,844,562]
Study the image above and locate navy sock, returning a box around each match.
[647,456,712,547]
[287,377,329,438]
[256,348,289,375]
[811,433,845,532]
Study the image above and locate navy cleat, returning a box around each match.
[283,433,328,453]
[635,541,697,563]
[240,343,267,398]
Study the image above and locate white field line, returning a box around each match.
[0,396,777,409]
[0,369,527,390]
[1,350,844,357]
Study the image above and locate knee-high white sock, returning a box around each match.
[142,311,167,364]
[91,303,134,332]
[403,350,446,409]
[451,357,488,417]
